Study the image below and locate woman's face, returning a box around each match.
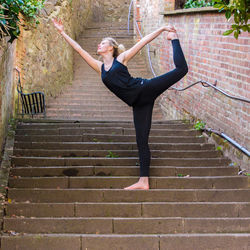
[97,40,113,55]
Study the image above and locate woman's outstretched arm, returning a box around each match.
[52,19,102,73]
[118,25,176,65]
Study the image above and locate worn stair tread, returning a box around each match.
[1,233,249,250]
[11,156,231,168]
[14,134,203,138]
[4,217,250,234]
[9,166,238,178]
[18,119,186,124]
[5,201,250,218]
[17,123,191,129]
[7,188,250,202]
[16,128,197,133]
[13,149,221,158]
[9,176,244,179]
[14,142,215,151]
[8,175,247,189]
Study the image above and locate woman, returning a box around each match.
[52,18,188,190]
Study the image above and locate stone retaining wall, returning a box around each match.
[0,40,16,153]
[15,0,93,98]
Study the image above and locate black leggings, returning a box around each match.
[132,39,188,177]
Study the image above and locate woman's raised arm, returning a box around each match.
[118,25,176,65]
[52,19,102,74]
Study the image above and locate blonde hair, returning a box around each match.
[103,37,126,58]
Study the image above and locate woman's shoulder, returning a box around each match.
[116,54,128,67]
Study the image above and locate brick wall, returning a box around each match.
[135,0,250,171]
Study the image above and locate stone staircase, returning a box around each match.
[1,16,249,250]
[1,119,250,249]
[46,21,163,121]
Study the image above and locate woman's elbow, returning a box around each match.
[179,63,188,78]
[183,63,188,76]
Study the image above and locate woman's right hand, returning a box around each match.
[52,18,64,33]
[163,25,176,33]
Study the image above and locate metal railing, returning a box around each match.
[128,0,250,157]
[170,80,250,104]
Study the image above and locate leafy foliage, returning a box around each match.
[0,0,44,43]
[216,146,223,151]
[213,0,249,39]
[194,120,206,131]
[184,0,214,8]
[106,151,119,158]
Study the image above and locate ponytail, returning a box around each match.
[103,37,126,58]
[117,44,126,57]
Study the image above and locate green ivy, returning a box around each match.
[184,0,215,8]
[0,0,44,43]
[213,0,250,39]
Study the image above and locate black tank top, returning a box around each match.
[101,58,143,106]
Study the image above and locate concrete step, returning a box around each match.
[1,234,250,250]
[46,111,135,117]
[17,121,191,130]
[45,108,163,116]
[14,134,207,143]
[6,202,250,218]
[15,128,200,136]
[48,99,124,105]
[46,104,131,111]
[13,149,221,158]
[45,112,163,120]
[45,114,164,121]
[8,188,250,203]
[10,166,238,177]
[18,119,186,124]
[8,176,247,189]
[11,156,230,167]
[13,142,215,151]
[53,93,133,98]
[4,217,250,234]
[45,116,135,121]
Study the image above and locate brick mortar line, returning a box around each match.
[74,202,76,217]
[80,234,82,250]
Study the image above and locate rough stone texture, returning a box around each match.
[15,0,92,98]
[160,234,250,250]
[101,0,131,22]
[1,235,81,250]
[81,235,159,250]
[0,39,16,152]
[136,0,250,172]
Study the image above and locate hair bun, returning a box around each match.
[118,44,126,54]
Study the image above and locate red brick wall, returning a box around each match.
[135,0,250,170]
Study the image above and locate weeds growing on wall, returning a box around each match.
[0,0,44,43]
[194,120,206,131]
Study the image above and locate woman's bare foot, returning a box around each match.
[167,32,178,40]
[124,177,149,190]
